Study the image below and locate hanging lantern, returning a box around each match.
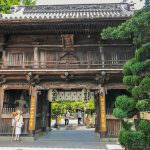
[47,89,57,102]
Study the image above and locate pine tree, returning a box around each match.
[102,5,150,150]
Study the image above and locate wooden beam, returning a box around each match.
[7,44,63,48]
[105,83,127,89]
[6,44,132,48]
[36,82,100,90]
[2,84,29,90]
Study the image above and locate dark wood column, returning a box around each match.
[94,90,100,133]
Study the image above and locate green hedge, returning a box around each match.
[113,108,127,118]
[119,129,146,150]
[123,75,141,86]
[114,95,135,112]
[123,58,137,75]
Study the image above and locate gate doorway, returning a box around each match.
[49,89,96,131]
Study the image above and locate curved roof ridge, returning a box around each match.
[1,3,134,21]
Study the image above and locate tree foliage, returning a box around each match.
[101,7,150,46]
[0,0,36,14]
[101,5,150,150]
[52,99,95,118]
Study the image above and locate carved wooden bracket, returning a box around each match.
[26,72,40,86]
[95,72,110,84]
[60,72,74,81]
[0,75,6,86]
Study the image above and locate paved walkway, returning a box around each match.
[0,129,123,150]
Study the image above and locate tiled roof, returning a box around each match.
[1,3,133,20]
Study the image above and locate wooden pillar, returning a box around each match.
[94,91,100,133]
[0,87,4,116]
[48,102,51,130]
[34,47,39,68]
[99,87,107,136]
[28,87,37,133]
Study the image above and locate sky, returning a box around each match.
[36,0,145,9]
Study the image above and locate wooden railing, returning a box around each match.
[2,107,29,114]
[0,60,126,69]
[0,107,30,135]
[106,119,122,136]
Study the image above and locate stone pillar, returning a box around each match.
[99,87,107,136]
[28,87,37,133]
[34,47,39,68]
[0,87,4,116]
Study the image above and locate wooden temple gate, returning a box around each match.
[0,3,134,137]
[0,83,125,137]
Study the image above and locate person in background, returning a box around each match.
[77,110,82,125]
[64,110,70,125]
[14,110,24,141]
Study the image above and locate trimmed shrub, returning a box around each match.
[113,108,127,118]
[115,95,135,112]
[137,120,150,148]
[140,77,150,93]
[123,75,141,86]
[123,58,137,75]
[137,120,150,135]
[122,120,133,130]
[119,129,146,150]
[130,62,145,75]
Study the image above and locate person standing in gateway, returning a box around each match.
[77,110,82,125]
[64,110,70,125]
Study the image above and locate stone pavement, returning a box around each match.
[0,129,123,150]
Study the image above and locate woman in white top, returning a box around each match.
[14,110,24,141]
